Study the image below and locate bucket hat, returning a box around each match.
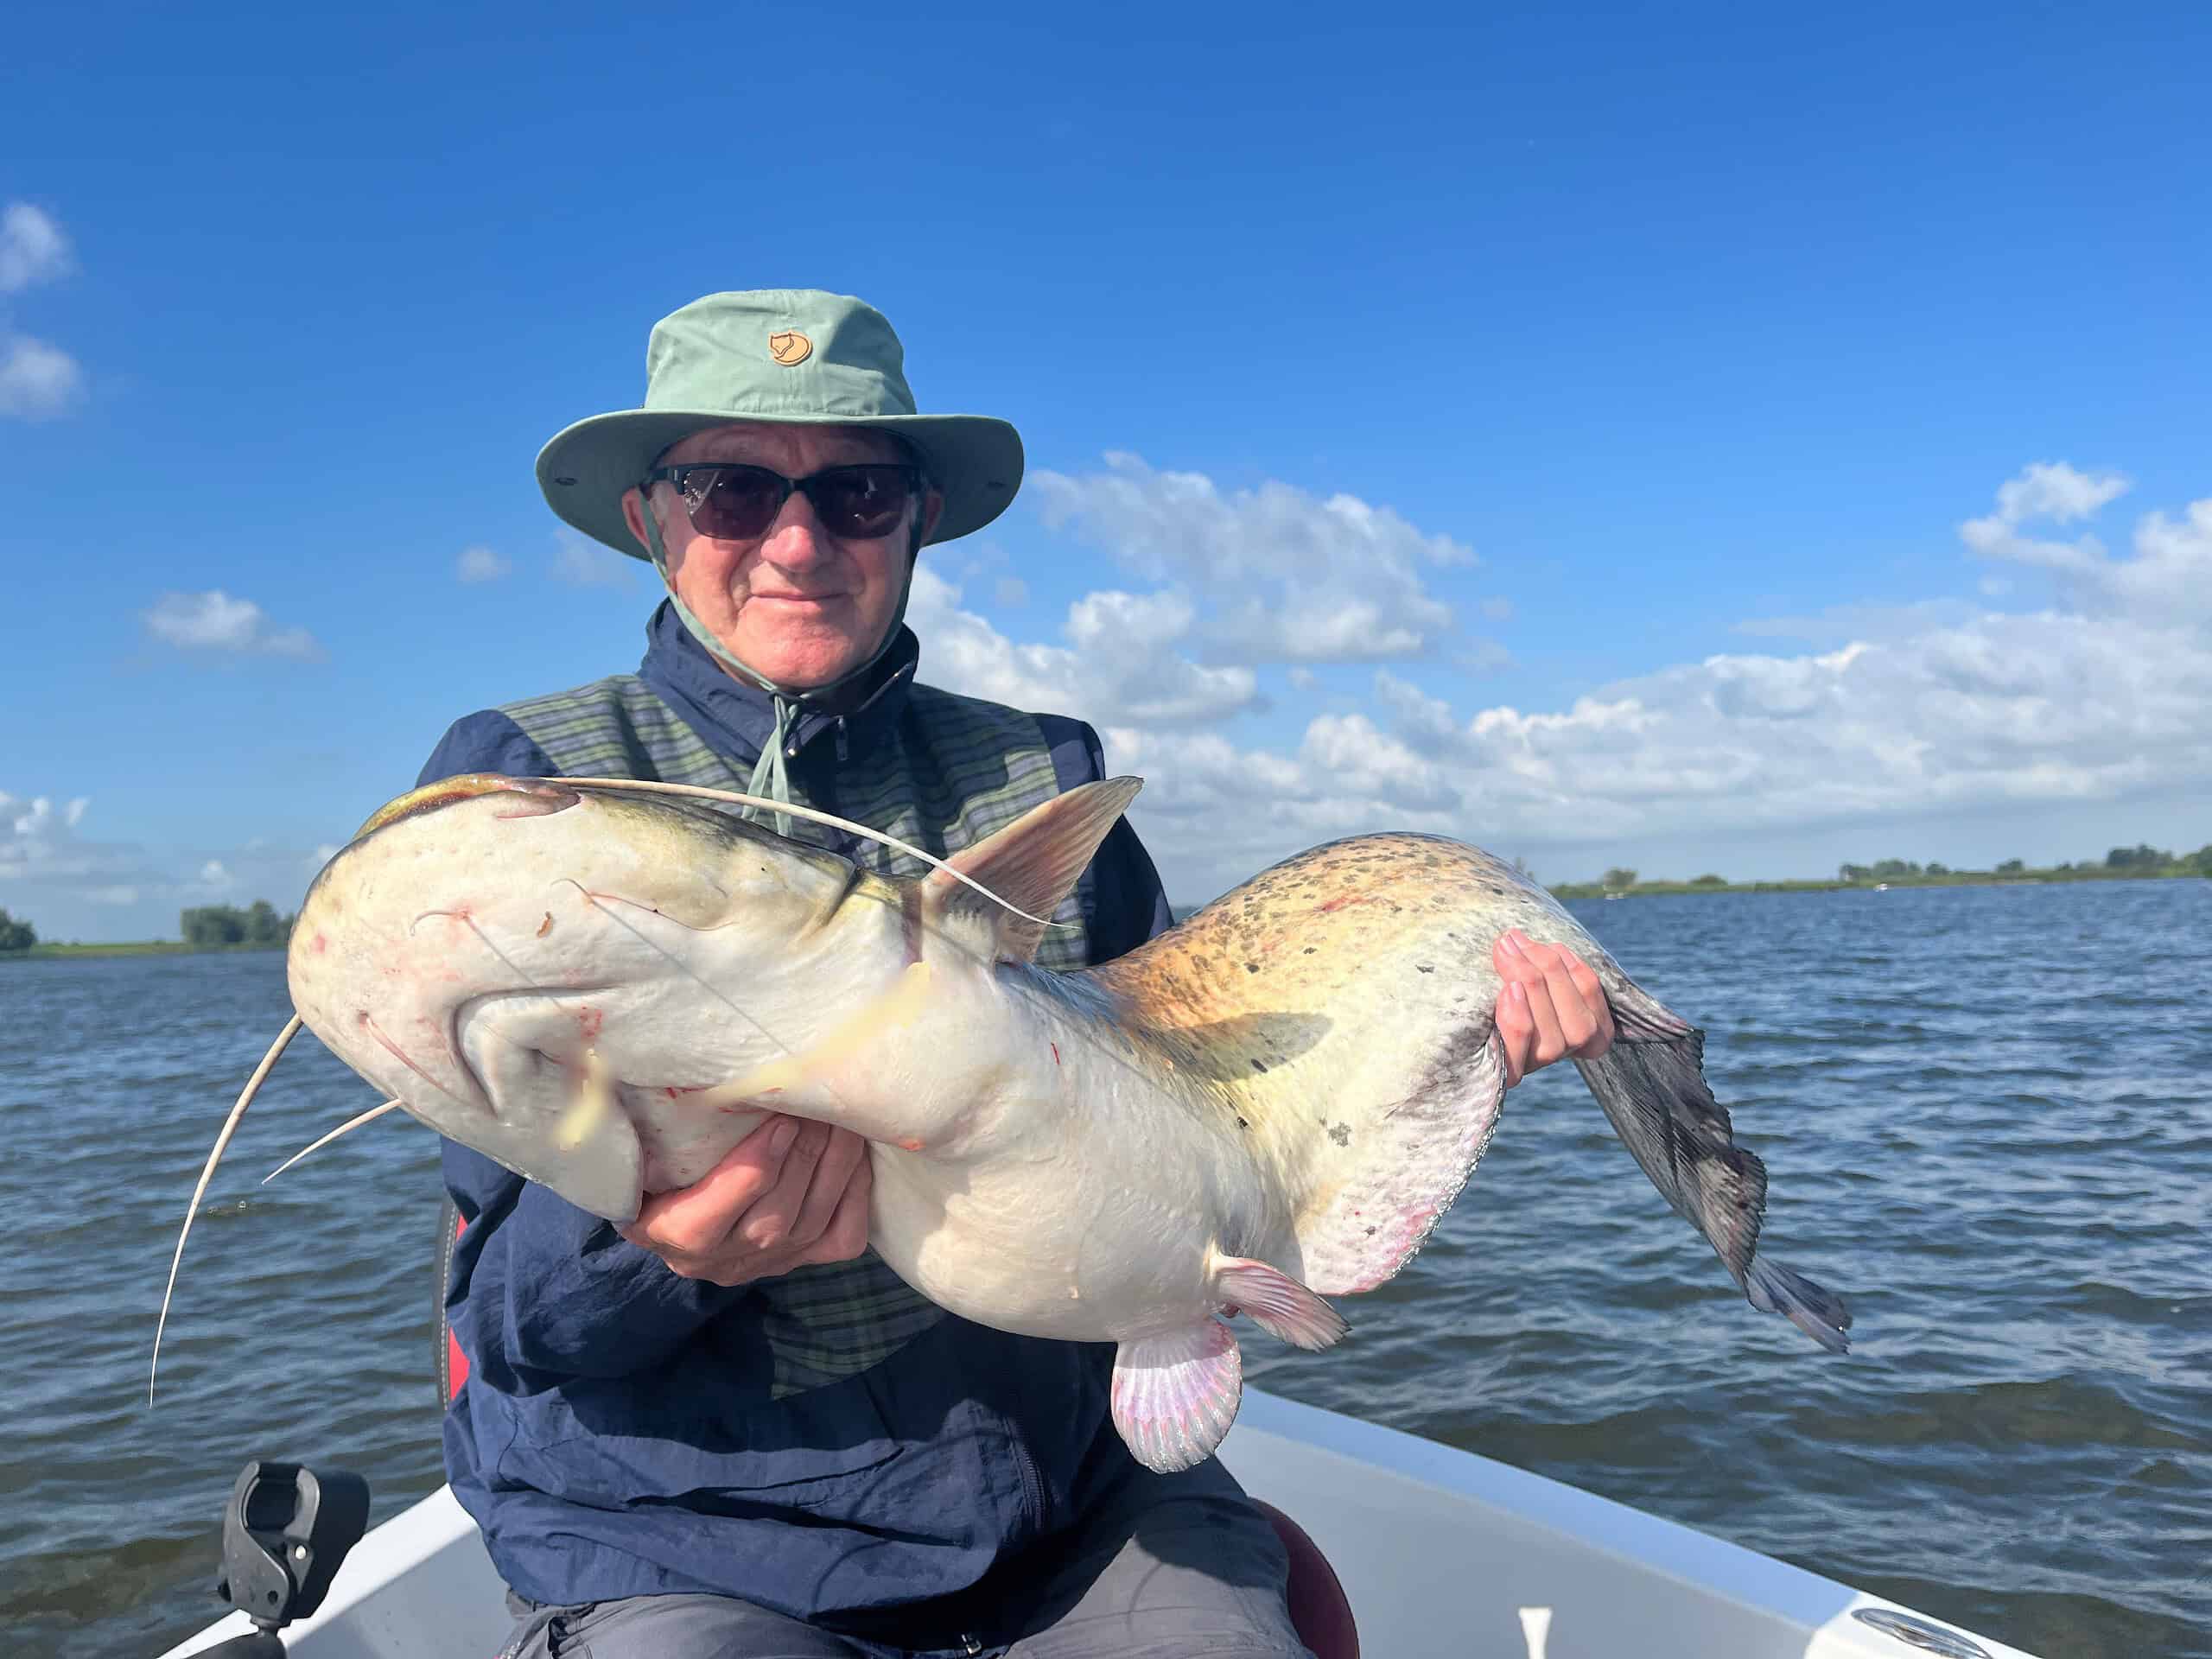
[537,289,1025,557]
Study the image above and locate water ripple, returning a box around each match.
[5,880,2209,1656]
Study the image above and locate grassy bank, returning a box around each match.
[1548,866,2208,901]
[0,940,288,960]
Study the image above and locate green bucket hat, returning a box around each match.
[536,289,1025,557]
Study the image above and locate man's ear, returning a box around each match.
[621,486,653,555]
[917,487,944,549]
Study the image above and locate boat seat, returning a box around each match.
[435,1198,1359,1658]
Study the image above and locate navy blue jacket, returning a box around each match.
[421,605,1178,1643]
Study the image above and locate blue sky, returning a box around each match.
[4,2,2209,940]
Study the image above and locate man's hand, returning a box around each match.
[617,1114,871,1286]
[1492,927,1616,1087]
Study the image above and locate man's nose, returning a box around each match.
[758,489,830,568]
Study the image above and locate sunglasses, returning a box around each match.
[643,462,926,543]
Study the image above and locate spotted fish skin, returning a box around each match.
[1090,830,1848,1349]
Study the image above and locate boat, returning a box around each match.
[159,1387,2033,1659]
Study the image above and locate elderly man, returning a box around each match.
[423,290,1614,1659]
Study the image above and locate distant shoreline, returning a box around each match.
[1544,868,2205,900]
[0,941,289,961]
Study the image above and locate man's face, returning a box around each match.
[620,422,941,690]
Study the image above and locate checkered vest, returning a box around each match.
[501,671,1092,1396]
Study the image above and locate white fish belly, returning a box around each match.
[863,1000,1281,1342]
[869,1149,1224,1342]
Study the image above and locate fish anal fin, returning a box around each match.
[1213,1257,1348,1351]
[921,778,1141,964]
[1109,1320,1243,1472]
[1293,1026,1510,1297]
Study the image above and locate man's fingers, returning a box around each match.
[621,1115,795,1256]
[1564,955,1616,1056]
[1497,931,1621,1075]
[738,1119,830,1250]
[805,1154,873,1266]
[1504,935,1571,1065]
[1535,948,1600,1052]
[1496,979,1532,1087]
[788,1127,868,1248]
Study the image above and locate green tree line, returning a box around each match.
[1550,840,2209,899]
[1,900,299,955]
[180,900,295,947]
[1836,843,2212,883]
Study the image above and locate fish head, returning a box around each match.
[288,774,899,1218]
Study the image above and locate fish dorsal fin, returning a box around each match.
[922,777,1142,963]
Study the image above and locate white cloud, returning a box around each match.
[4,793,88,848]
[910,566,1257,727]
[0,334,83,419]
[2,791,139,897]
[0,205,84,422]
[1121,608,2209,901]
[143,590,322,658]
[2,790,347,940]
[2092,499,2212,620]
[1986,460,2129,527]
[0,203,70,294]
[993,575,1028,608]
[957,464,2212,902]
[1962,464,2212,622]
[1031,453,1476,664]
[1960,460,2131,576]
[457,544,512,582]
[551,528,639,588]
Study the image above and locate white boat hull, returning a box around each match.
[160,1388,2034,1659]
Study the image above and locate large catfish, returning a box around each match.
[165,773,1848,1472]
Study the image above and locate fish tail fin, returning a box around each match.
[1575,986,1851,1353]
[1745,1256,1853,1354]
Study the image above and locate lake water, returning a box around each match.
[3,879,2207,1657]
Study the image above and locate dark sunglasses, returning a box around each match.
[642,462,926,543]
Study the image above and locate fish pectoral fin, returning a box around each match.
[1213,1257,1349,1351]
[1109,1321,1243,1472]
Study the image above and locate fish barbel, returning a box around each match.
[168,772,1850,1471]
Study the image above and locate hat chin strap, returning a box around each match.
[639,502,915,839]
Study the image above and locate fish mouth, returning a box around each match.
[446,984,654,1220]
[352,774,581,841]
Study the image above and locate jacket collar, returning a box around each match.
[635,600,918,773]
